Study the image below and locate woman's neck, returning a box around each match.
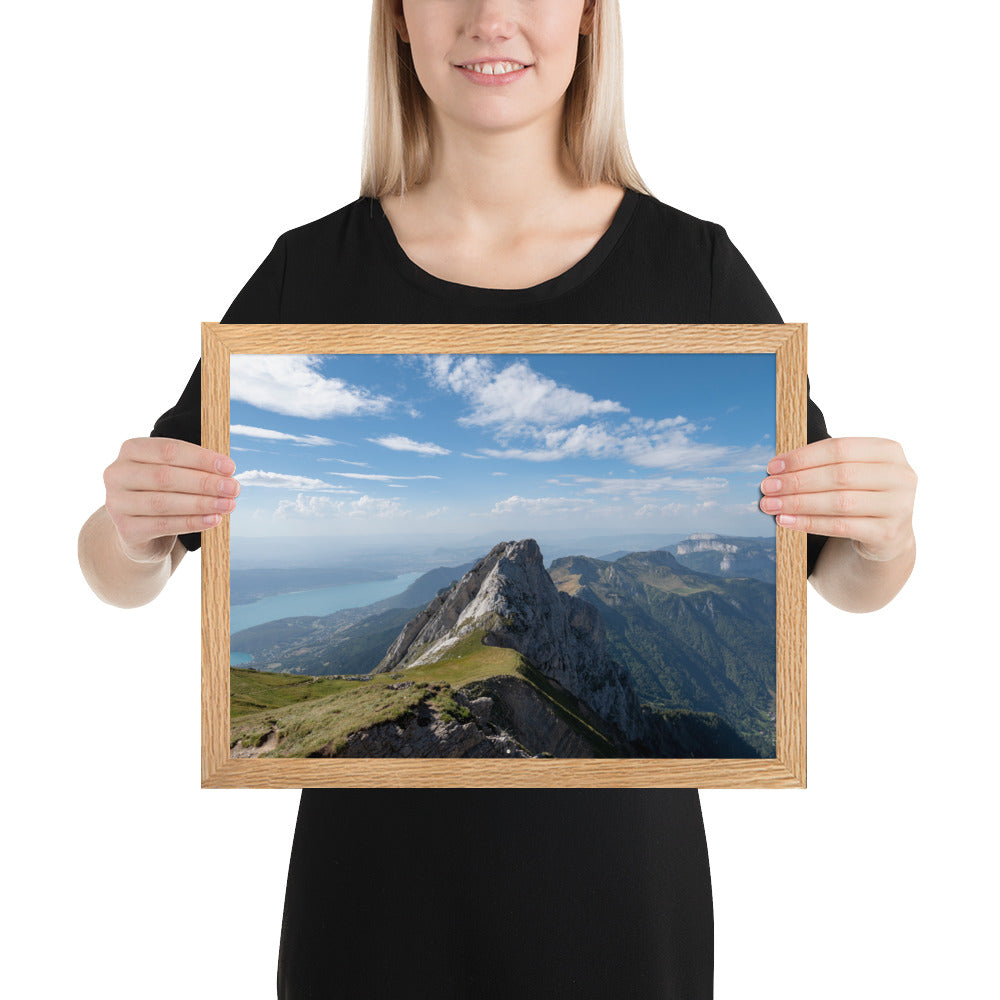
[404,114,585,236]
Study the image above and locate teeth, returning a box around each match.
[463,61,525,75]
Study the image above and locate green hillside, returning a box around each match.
[230,627,626,758]
[550,550,776,756]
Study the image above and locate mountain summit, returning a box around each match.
[375,538,646,743]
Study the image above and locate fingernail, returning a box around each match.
[216,457,236,475]
[761,478,782,493]
[760,497,782,513]
[202,514,222,527]
[777,514,796,526]
[218,478,239,497]
[214,497,236,512]
[767,459,786,474]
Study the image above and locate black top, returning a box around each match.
[153,189,830,999]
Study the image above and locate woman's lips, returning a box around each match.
[455,64,531,87]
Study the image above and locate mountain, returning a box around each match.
[548,549,776,756]
[664,533,776,583]
[364,539,755,758]
[376,538,647,743]
[228,540,762,759]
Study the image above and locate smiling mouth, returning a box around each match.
[456,61,529,76]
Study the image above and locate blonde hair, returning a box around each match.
[360,0,652,199]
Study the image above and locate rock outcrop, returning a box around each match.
[322,677,604,758]
[670,533,776,582]
[374,539,647,744]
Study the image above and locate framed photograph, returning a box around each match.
[201,323,807,789]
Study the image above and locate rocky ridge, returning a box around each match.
[375,538,647,744]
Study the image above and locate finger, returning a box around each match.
[113,491,239,519]
[120,437,236,476]
[110,462,242,499]
[761,463,902,497]
[116,512,228,550]
[773,512,884,541]
[767,437,904,475]
[760,490,897,519]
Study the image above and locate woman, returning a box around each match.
[79,1,916,995]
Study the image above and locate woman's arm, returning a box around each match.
[78,437,239,608]
[807,534,916,613]
[78,506,189,608]
[759,437,917,613]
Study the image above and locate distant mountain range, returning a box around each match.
[230,535,775,759]
[664,533,776,583]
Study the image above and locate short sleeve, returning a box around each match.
[217,233,287,324]
[710,226,832,576]
[709,225,781,324]
[149,234,287,552]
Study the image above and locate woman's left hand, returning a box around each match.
[759,437,917,562]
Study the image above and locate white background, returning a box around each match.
[4,2,996,996]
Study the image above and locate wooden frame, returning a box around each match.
[202,323,807,789]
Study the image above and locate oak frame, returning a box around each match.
[202,323,807,789]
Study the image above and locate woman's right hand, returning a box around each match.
[103,437,240,562]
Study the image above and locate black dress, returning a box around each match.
[153,188,829,999]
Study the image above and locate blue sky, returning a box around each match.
[229,353,776,542]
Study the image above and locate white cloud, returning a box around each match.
[274,493,408,520]
[329,472,441,482]
[230,355,391,419]
[636,500,722,518]
[426,356,626,434]
[349,495,408,518]
[369,434,450,456]
[236,470,329,490]
[426,356,770,477]
[275,495,346,519]
[636,503,685,517]
[623,433,732,469]
[490,495,595,516]
[481,423,621,462]
[231,424,336,446]
[235,469,357,493]
[626,415,690,431]
[470,411,759,472]
[569,474,729,498]
[615,417,740,470]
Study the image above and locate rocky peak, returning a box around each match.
[374,539,647,743]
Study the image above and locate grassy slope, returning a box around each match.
[230,628,623,757]
[230,631,524,757]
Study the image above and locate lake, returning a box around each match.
[229,571,423,636]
